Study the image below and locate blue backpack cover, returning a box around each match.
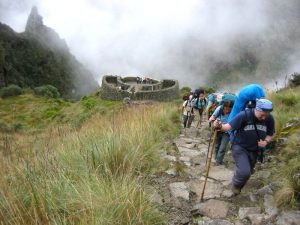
[228,84,265,123]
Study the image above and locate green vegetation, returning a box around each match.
[0,23,96,98]
[34,85,60,98]
[289,72,300,87]
[0,92,121,132]
[81,95,97,110]
[180,86,191,96]
[0,84,22,98]
[0,92,180,224]
[268,86,300,208]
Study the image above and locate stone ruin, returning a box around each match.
[101,75,180,101]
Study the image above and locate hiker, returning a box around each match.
[209,96,235,165]
[182,95,194,128]
[213,98,275,195]
[206,93,218,121]
[192,92,207,127]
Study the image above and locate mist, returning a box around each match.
[1,0,300,91]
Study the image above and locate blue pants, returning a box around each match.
[232,144,258,188]
[214,132,230,164]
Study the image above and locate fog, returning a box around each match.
[1,0,300,90]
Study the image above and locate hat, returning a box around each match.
[256,99,273,112]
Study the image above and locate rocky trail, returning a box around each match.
[147,118,300,225]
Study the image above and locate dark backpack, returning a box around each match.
[193,88,205,99]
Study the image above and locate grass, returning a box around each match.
[0,99,180,224]
[0,93,121,132]
[267,86,300,208]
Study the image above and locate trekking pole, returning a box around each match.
[200,129,217,202]
[205,127,214,166]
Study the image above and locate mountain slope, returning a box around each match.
[0,7,98,98]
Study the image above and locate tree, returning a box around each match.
[0,43,5,87]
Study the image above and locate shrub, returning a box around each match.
[34,85,60,98]
[0,84,22,98]
[180,86,191,95]
[81,96,97,110]
[43,108,60,119]
[203,86,217,95]
[289,72,300,87]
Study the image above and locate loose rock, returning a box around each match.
[275,210,300,225]
[190,180,223,200]
[192,199,230,219]
[169,182,190,200]
[247,214,265,225]
[238,207,261,220]
[264,194,278,219]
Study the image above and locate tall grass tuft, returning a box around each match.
[268,86,300,209]
[0,103,179,224]
[275,156,300,208]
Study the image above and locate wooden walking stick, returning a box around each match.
[200,129,217,201]
[205,128,214,166]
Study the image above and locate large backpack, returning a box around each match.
[228,84,265,123]
[193,88,205,99]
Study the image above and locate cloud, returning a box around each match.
[1,0,300,90]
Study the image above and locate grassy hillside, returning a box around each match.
[268,86,300,208]
[0,91,121,132]
[0,93,180,224]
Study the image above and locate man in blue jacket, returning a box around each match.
[214,99,275,194]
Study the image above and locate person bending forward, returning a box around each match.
[213,99,275,195]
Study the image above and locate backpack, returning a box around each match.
[228,84,265,123]
[193,88,205,99]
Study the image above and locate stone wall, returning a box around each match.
[101,75,179,101]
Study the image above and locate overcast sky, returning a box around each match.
[1,0,300,90]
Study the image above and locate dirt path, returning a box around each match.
[147,117,299,225]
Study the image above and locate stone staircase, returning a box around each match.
[147,118,300,225]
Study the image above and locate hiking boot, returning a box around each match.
[231,185,241,195]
